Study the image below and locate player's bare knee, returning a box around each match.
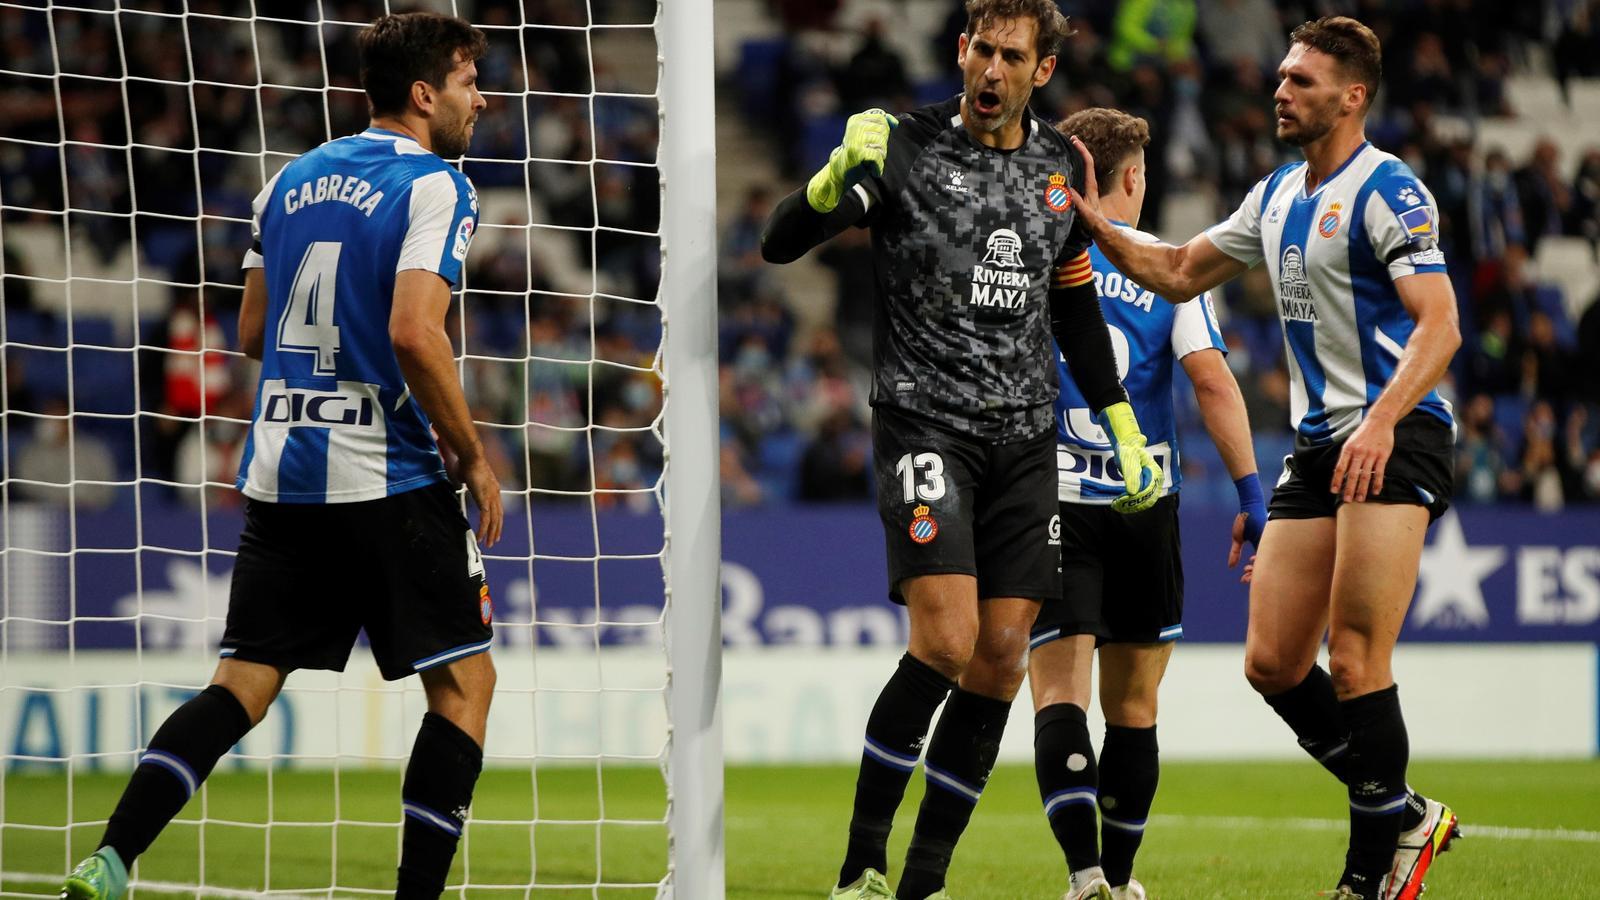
[1103,696,1158,728]
[1326,651,1369,698]
[912,640,973,681]
[1243,651,1303,696]
[211,660,286,725]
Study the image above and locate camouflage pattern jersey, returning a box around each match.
[854,95,1093,443]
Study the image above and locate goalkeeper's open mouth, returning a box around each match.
[972,90,1002,117]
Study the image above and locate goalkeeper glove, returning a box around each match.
[806,108,898,213]
[1100,400,1163,514]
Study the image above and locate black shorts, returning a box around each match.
[222,480,493,681]
[1031,494,1184,647]
[873,406,1060,604]
[1268,410,1454,523]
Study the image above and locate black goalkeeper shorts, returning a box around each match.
[873,406,1061,604]
[1031,494,1184,647]
[222,481,493,681]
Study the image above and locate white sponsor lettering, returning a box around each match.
[1517,546,1600,626]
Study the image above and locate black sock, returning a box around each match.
[1098,725,1159,888]
[100,684,254,863]
[838,653,954,887]
[1033,703,1099,874]
[1339,686,1409,884]
[898,688,1010,900]
[396,713,484,899]
[1263,665,1353,781]
[1263,667,1426,832]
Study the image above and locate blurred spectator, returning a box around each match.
[1465,308,1520,395]
[1518,401,1566,511]
[1555,1,1600,102]
[1571,149,1600,243]
[1472,148,1526,262]
[1520,311,1575,402]
[799,407,871,501]
[1514,139,1574,251]
[1579,295,1600,402]
[838,18,912,112]
[12,399,117,510]
[1455,394,1511,504]
[720,186,777,306]
[1108,0,1196,71]
[173,392,250,510]
[1194,0,1283,73]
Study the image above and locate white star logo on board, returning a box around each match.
[1410,512,1505,629]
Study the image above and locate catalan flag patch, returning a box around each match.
[1053,250,1094,288]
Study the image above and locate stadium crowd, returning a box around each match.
[728,0,1600,510]
[3,0,1599,513]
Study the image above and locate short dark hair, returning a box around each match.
[1289,16,1381,109]
[1056,108,1150,185]
[359,12,487,118]
[964,0,1072,62]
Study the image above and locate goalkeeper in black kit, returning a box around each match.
[762,2,1161,898]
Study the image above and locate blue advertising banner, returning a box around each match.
[7,500,1599,650]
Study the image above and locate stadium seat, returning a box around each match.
[1532,285,1579,349]
[759,429,804,475]
[1532,235,1600,326]
[1493,393,1529,461]
[737,38,788,121]
[800,115,850,177]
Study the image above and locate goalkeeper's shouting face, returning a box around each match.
[957,7,1059,139]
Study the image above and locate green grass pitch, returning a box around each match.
[3,760,1599,897]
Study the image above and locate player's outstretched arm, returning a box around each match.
[390,268,503,547]
[1181,348,1264,569]
[1330,272,1461,503]
[760,109,896,264]
[1065,136,1249,302]
[238,269,267,361]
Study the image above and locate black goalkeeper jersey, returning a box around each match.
[855,95,1093,442]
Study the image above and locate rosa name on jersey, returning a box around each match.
[969,227,1032,309]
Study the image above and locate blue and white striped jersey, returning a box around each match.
[1205,142,1454,445]
[1053,223,1227,503]
[238,128,478,503]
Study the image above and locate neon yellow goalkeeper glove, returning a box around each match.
[1101,400,1163,514]
[806,108,898,213]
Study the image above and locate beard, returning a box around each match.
[431,111,474,159]
[965,84,1028,135]
[1277,105,1336,146]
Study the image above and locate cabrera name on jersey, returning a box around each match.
[1053,224,1227,503]
[239,128,478,503]
[1205,143,1453,444]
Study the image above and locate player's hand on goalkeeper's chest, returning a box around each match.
[807,108,898,213]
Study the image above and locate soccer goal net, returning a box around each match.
[0,1,721,896]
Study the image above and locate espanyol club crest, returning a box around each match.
[1044,172,1071,212]
[1318,203,1342,238]
[909,504,939,544]
[478,584,493,624]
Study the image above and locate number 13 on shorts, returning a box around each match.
[895,451,947,503]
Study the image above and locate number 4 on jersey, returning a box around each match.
[279,241,343,375]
